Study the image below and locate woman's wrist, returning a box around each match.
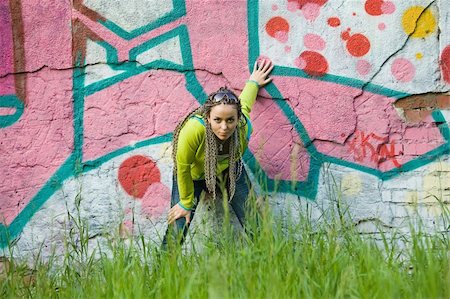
[246,79,260,88]
[177,201,192,211]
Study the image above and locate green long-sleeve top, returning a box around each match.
[176,81,259,210]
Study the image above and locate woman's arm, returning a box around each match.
[168,119,204,225]
[240,59,274,117]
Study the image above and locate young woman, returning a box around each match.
[163,60,274,246]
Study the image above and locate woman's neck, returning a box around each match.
[216,136,229,153]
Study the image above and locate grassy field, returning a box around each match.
[1,197,450,299]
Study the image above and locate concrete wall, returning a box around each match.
[1,0,449,259]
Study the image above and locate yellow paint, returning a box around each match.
[415,52,423,59]
[402,6,436,38]
[423,162,450,202]
[341,173,362,196]
[422,162,450,216]
[406,191,419,207]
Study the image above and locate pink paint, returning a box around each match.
[302,3,321,21]
[273,76,445,172]
[285,45,292,53]
[391,58,415,82]
[249,98,310,181]
[303,33,326,51]
[294,57,307,69]
[83,71,199,161]
[21,0,72,71]
[0,70,73,225]
[272,4,278,10]
[186,1,250,87]
[287,1,298,12]
[289,88,357,144]
[0,107,16,116]
[381,1,395,14]
[275,31,289,43]
[356,60,371,76]
[0,1,73,225]
[140,182,171,218]
[71,9,186,63]
[0,76,16,96]
[378,22,386,30]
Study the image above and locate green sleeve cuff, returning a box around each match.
[178,201,192,211]
[247,80,260,88]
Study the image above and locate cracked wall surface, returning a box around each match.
[1,0,450,259]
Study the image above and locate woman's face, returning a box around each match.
[207,104,239,141]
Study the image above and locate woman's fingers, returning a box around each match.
[167,206,178,224]
[258,59,266,70]
[253,60,258,72]
[263,64,274,77]
[263,77,273,85]
[261,60,271,72]
[167,204,190,225]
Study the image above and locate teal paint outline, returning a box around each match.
[0,95,24,128]
[73,53,86,170]
[246,0,450,198]
[94,0,186,40]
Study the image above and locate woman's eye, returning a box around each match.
[227,119,235,123]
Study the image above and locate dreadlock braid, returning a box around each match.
[172,87,246,203]
[227,121,244,201]
[204,122,218,200]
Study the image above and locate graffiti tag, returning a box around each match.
[348,130,401,168]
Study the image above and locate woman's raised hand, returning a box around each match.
[249,59,274,87]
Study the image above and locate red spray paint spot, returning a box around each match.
[287,0,327,9]
[365,0,384,15]
[295,51,328,77]
[364,0,395,16]
[118,155,161,198]
[327,17,341,27]
[287,0,328,21]
[345,33,371,57]
[266,16,290,43]
[341,28,351,41]
[441,45,450,84]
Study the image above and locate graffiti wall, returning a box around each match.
[1,0,449,259]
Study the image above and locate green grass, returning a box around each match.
[1,196,450,299]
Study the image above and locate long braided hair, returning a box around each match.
[172,87,246,201]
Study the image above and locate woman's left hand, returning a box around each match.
[167,203,191,225]
[249,59,274,87]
